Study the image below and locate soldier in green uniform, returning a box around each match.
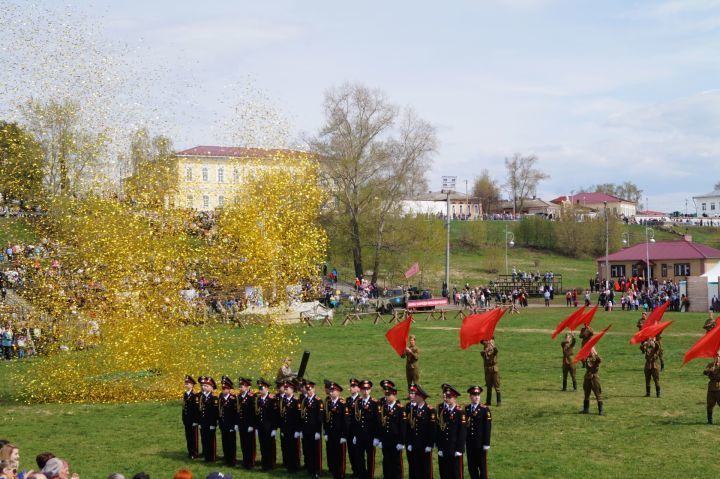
[636,312,648,331]
[579,324,594,346]
[704,312,716,334]
[561,333,577,392]
[581,347,603,416]
[704,352,720,424]
[480,340,501,406]
[402,335,420,390]
[640,337,661,398]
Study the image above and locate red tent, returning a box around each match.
[551,306,586,339]
[573,325,612,363]
[460,308,506,350]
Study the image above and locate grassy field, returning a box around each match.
[0,217,38,246]
[1,307,717,479]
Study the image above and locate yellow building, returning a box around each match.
[173,145,312,211]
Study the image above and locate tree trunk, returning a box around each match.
[349,213,363,280]
[370,217,386,284]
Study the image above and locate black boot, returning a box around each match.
[562,378,567,391]
[656,387,661,398]
[708,411,713,425]
[581,399,589,414]
[598,402,604,416]
[572,380,577,392]
[645,385,651,397]
[496,391,501,407]
[661,360,665,372]
[486,390,492,406]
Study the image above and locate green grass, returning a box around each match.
[0,217,38,246]
[1,308,717,478]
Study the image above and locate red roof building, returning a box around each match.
[551,192,637,217]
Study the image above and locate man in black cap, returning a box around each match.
[379,385,405,479]
[198,376,219,462]
[301,379,324,479]
[345,378,361,478]
[219,376,239,466]
[254,378,277,471]
[236,377,256,469]
[325,381,347,479]
[182,375,200,459]
[405,384,434,479]
[378,379,396,407]
[349,379,379,479]
[279,379,302,473]
[436,385,466,479]
[465,386,491,479]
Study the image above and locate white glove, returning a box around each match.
[209,426,215,430]
[324,435,328,442]
[455,451,462,457]
[315,432,321,440]
[424,447,432,453]
[191,423,198,427]
[483,446,490,451]
[270,430,276,438]
[248,427,254,432]
[234,425,239,432]
[340,438,347,444]
[407,445,413,452]
[294,432,301,439]
[352,436,357,445]
[372,438,380,447]
[438,450,444,457]
[396,444,404,451]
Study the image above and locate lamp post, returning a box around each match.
[645,227,655,291]
[441,176,457,292]
[604,201,609,289]
[505,223,515,275]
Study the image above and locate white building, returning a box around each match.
[400,191,482,220]
[694,189,720,217]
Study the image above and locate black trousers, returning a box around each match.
[326,439,347,479]
[183,422,199,458]
[281,433,300,471]
[408,449,433,479]
[467,447,488,479]
[258,431,276,470]
[200,426,216,462]
[220,428,237,466]
[381,444,403,479]
[348,440,360,476]
[438,453,463,479]
[302,435,322,474]
[238,428,256,469]
[353,439,376,479]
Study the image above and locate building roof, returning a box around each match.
[693,189,720,199]
[550,192,633,205]
[410,191,479,202]
[497,198,557,210]
[597,240,720,262]
[176,145,310,158]
[636,210,667,216]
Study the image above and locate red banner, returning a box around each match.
[404,262,420,279]
[460,308,506,350]
[630,320,673,345]
[573,325,612,363]
[683,323,720,365]
[551,306,586,340]
[385,316,413,357]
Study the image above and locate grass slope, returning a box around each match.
[1,308,716,478]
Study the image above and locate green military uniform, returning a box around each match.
[582,353,603,415]
[481,343,501,406]
[704,316,716,334]
[636,314,648,331]
[561,335,577,391]
[704,358,720,424]
[402,340,420,389]
[641,339,661,397]
[579,326,594,346]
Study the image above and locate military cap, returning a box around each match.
[467,385,484,395]
[184,375,196,385]
[349,378,360,387]
[284,379,297,390]
[237,377,252,387]
[442,384,461,398]
[384,385,398,396]
[256,377,271,388]
[221,375,234,389]
[329,381,343,392]
[323,379,332,388]
[303,378,317,387]
[199,376,217,389]
[379,379,396,390]
[414,384,429,399]
[360,379,373,389]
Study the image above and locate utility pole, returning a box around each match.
[441,176,457,292]
[604,201,609,289]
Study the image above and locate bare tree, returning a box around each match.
[472,169,501,215]
[504,154,549,215]
[310,83,436,282]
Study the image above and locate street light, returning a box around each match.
[645,227,656,291]
[441,176,457,292]
[505,223,515,275]
[604,201,609,289]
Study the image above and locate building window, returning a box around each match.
[610,265,625,278]
[185,167,192,181]
[712,203,716,211]
[702,203,707,211]
[202,195,209,209]
[186,195,193,209]
[674,263,690,276]
[218,195,225,207]
[631,264,639,277]
[202,167,208,182]
[217,167,224,183]
[661,264,668,277]
[233,168,240,183]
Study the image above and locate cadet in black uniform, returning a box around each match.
[345,378,361,478]
[349,379,380,479]
[465,386,491,479]
[218,376,239,466]
[379,385,406,479]
[405,384,435,479]
[279,379,302,473]
[301,379,325,479]
[236,376,256,469]
[254,378,277,471]
[436,385,467,479]
[325,381,348,479]
[182,375,200,459]
[378,379,396,407]
[198,376,219,462]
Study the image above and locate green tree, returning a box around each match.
[0,122,43,203]
[122,130,177,209]
[472,169,500,215]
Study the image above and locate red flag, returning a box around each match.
[404,262,420,279]
[630,320,673,345]
[385,315,413,357]
[551,306,587,339]
[460,308,506,350]
[569,304,599,330]
[642,301,670,329]
[573,325,612,363]
[683,323,720,365]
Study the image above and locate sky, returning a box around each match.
[5,0,720,213]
